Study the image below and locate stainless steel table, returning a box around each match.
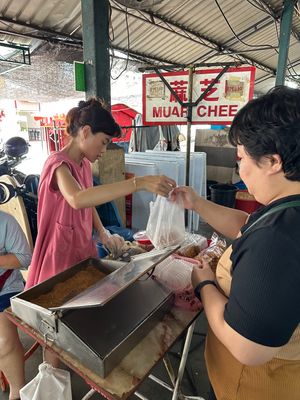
[6,307,205,400]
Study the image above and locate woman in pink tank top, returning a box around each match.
[26,98,176,367]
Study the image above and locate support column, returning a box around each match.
[275,0,295,86]
[81,0,111,105]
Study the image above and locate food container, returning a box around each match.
[133,230,154,251]
[11,248,177,378]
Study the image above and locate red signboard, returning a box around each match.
[142,66,256,125]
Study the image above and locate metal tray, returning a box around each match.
[11,256,175,377]
[53,246,178,310]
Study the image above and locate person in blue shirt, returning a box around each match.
[0,210,31,400]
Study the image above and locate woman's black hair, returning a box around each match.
[65,98,121,138]
[228,85,300,181]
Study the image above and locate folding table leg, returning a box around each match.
[81,388,96,400]
[135,391,150,400]
[171,322,205,400]
[134,321,206,400]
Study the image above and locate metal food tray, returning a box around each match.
[53,246,178,310]
[11,250,176,377]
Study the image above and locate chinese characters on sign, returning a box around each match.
[142,67,256,125]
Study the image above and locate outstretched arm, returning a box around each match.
[55,164,176,210]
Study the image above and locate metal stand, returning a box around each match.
[81,388,96,400]
[6,309,203,400]
[132,322,205,400]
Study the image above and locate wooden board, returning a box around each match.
[92,146,126,226]
[0,175,33,251]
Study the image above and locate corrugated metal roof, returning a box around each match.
[0,0,299,101]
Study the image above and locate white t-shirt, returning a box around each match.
[0,211,32,296]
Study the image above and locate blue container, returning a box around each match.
[96,242,109,258]
[106,225,134,241]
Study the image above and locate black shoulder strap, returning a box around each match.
[243,200,300,235]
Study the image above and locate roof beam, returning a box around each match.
[195,16,274,63]
[1,3,294,79]
[255,73,273,84]
[0,28,82,49]
[0,25,173,66]
[0,42,30,65]
[0,16,82,46]
[289,56,300,68]
[112,44,175,65]
[110,2,219,51]
[258,0,300,42]
[111,3,276,75]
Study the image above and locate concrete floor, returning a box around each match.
[0,222,215,400]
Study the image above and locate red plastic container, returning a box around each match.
[235,190,262,213]
[133,231,154,251]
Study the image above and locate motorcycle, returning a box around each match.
[0,137,39,244]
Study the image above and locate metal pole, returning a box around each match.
[148,374,174,392]
[81,0,111,106]
[81,389,96,400]
[140,62,240,72]
[275,0,295,86]
[133,118,137,152]
[53,128,58,152]
[185,66,194,230]
[163,355,176,386]
[185,66,194,188]
[135,391,150,400]
[171,322,196,400]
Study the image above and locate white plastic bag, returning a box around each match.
[20,362,72,400]
[153,126,168,151]
[146,194,185,249]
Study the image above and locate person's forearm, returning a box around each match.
[200,285,238,355]
[201,285,280,365]
[201,285,228,334]
[193,196,248,239]
[0,254,22,269]
[72,178,138,209]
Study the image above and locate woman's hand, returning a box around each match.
[169,186,199,210]
[137,175,176,197]
[191,258,215,288]
[98,229,111,247]
[99,230,125,256]
[106,234,125,257]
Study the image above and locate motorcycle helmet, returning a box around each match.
[4,137,29,158]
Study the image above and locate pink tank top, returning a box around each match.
[26,151,97,288]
